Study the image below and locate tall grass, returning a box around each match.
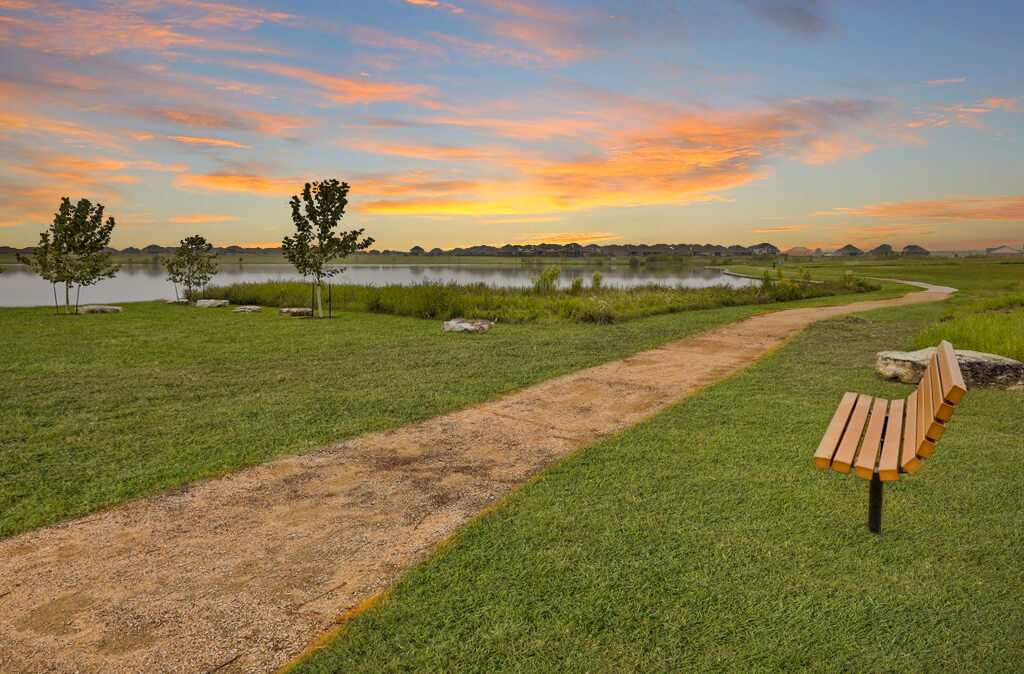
[202,277,879,324]
[912,283,1024,360]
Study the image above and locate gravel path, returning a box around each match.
[0,283,952,673]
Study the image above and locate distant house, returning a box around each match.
[868,244,894,256]
[987,245,1023,258]
[428,247,444,256]
[409,245,426,256]
[834,244,864,257]
[750,242,780,256]
[726,244,752,256]
[142,244,165,254]
[902,244,930,256]
[782,246,813,259]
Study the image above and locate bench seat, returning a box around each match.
[814,340,965,481]
[812,341,966,532]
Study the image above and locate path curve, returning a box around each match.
[0,283,952,673]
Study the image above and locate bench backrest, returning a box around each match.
[903,340,966,472]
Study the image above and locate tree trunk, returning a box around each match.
[52,284,59,314]
[316,279,324,318]
[75,285,81,314]
[64,282,71,315]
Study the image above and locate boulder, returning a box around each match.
[877,347,1024,390]
[279,307,313,317]
[232,305,262,313]
[166,298,190,305]
[442,318,495,334]
[196,299,229,308]
[75,305,122,314]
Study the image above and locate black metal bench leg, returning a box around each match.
[868,472,883,534]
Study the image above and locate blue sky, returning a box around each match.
[0,0,1021,250]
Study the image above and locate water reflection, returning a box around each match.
[0,262,754,307]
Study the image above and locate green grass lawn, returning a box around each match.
[292,301,1024,673]
[0,285,898,539]
[725,256,1024,293]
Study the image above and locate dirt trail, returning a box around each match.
[0,284,951,673]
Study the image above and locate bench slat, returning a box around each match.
[929,354,954,422]
[917,360,940,455]
[832,394,873,473]
[879,399,903,481]
[936,340,967,405]
[854,398,888,479]
[813,392,858,469]
[902,390,922,474]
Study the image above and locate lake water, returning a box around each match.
[0,263,755,307]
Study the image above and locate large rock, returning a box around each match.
[442,318,494,334]
[75,305,122,314]
[279,307,313,317]
[232,305,262,313]
[196,299,229,308]
[877,347,1024,390]
[166,298,190,305]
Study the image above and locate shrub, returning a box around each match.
[570,277,584,295]
[592,271,603,291]
[532,265,561,294]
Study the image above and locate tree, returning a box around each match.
[18,197,119,314]
[282,179,374,317]
[164,235,218,300]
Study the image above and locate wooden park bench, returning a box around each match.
[813,340,966,533]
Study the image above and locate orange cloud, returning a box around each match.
[403,0,464,13]
[167,135,251,148]
[168,214,243,223]
[510,232,621,244]
[813,196,1024,221]
[749,224,816,233]
[174,172,299,196]
[983,97,1020,112]
[241,61,436,106]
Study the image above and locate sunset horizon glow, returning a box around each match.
[1,0,1022,251]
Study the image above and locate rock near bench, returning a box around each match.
[75,305,123,314]
[279,307,313,317]
[877,347,1024,390]
[196,299,229,308]
[232,305,262,313]
[442,318,494,333]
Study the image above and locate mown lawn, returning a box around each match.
[292,301,1024,672]
[0,286,897,538]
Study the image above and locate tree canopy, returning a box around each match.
[282,179,374,317]
[18,197,119,314]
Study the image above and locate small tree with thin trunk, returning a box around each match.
[163,235,219,300]
[18,197,119,314]
[282,179,373,317]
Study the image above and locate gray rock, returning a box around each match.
[166,298,190,305]
[75,305,123,314]
[877,347,1024,390]
[232,305,262,313]
[442,318,494,334]
[196,299,229,308]
[279,307,313,317]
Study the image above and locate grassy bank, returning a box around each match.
[725,256,1024,292]
[911,283,1024,360]
[292,301,1024,672]
[202,277,879,324]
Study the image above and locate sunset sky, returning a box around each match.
[1,0,1022,250]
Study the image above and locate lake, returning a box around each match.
[0,263,755,307]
